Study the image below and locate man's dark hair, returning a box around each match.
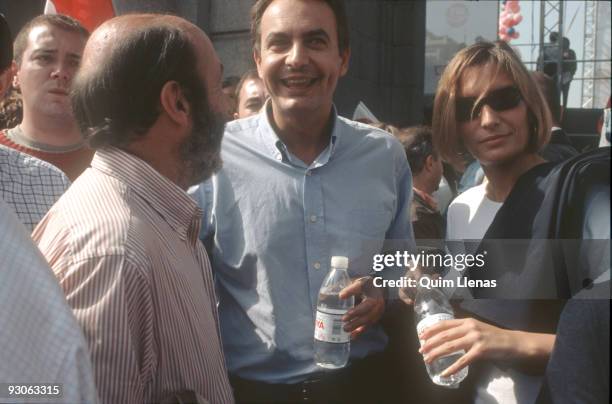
[395,126,437,174]
[250,0,349,55]
[13,14,89,66]
[71,24,211,149]
[1,13,12,72]
[0,87,23,129]
[549,32,559,43]
[222,75,240,90]
[562,36,570,50]
[532,71,561,124]
[234,69,261,100]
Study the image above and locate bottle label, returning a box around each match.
[416,313,454,336]
[314,308,349,343]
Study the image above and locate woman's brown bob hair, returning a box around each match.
[432,40,551,166]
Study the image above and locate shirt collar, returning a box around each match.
[256,100,341,168]
[413,187,439,211]
[91,147,202,242]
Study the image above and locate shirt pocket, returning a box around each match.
[329,207,392,276]
[346,207,393,239]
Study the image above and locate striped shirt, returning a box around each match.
[32,147,233,404]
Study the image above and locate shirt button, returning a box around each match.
[314,261,321,269]
[305,170,312,176]
[309,215,317,223]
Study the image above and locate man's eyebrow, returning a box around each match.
[304,29,330,40]
[265,29,330,42]
[66,52,82,60]
[264,32,289,43]
[31,48,57,55]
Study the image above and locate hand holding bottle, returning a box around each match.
[339,276,385,339]
[419,318,555,377]
[414,276,468,387]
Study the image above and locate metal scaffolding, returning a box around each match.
[538,1,564,92]
[581,0,597,108]
[509,1,610,108]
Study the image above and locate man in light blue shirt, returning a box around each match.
[192,0,414,401]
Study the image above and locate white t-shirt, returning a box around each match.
[446,183,502,241]
[446,184,522,403]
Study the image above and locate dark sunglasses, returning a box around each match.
[455,86,522,122]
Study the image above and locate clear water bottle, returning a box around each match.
[314,256,354,369]
[414,276,468,388]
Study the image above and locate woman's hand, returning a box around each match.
[419,318,555,377]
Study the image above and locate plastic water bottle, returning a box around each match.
[314,256,354,369]
[414,276,468,388]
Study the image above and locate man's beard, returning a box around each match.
[179,104,226,187]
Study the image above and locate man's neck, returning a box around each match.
[413,175,435,196]
[123,143,188,190]
[269,103,333,166]
[19,113,84,149]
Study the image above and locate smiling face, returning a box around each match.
[457,64,531,167]
[254,0,349,125]
[14,24,86,120]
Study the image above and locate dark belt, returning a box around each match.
[230,367,352,403]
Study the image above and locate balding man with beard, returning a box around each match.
[32,15,233,404]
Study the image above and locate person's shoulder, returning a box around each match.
[0,128,10,141]
[0,129,22,150]
[0,144,70,184]
[224,114,261,139]
[412,193,437,215]
[40,172,133,251]
[338,117,392,139]
[337,117,406,155]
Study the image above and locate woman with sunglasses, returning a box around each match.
[422,41,557,403]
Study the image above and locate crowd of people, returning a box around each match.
[0,1,609,403]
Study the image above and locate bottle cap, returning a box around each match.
[330,256,349,269]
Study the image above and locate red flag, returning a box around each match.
[45,0,115,32]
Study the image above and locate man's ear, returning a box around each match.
[339,47,350,77]
[11,61,19,89]
[424,155,435,173]
[254,50,263,79]
[159,81,190,127]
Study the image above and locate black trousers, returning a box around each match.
[229,350,402,404]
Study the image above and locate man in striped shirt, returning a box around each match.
[33,14,233,404]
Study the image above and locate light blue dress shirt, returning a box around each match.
[192,106,415,383]
[0,199,99,403]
